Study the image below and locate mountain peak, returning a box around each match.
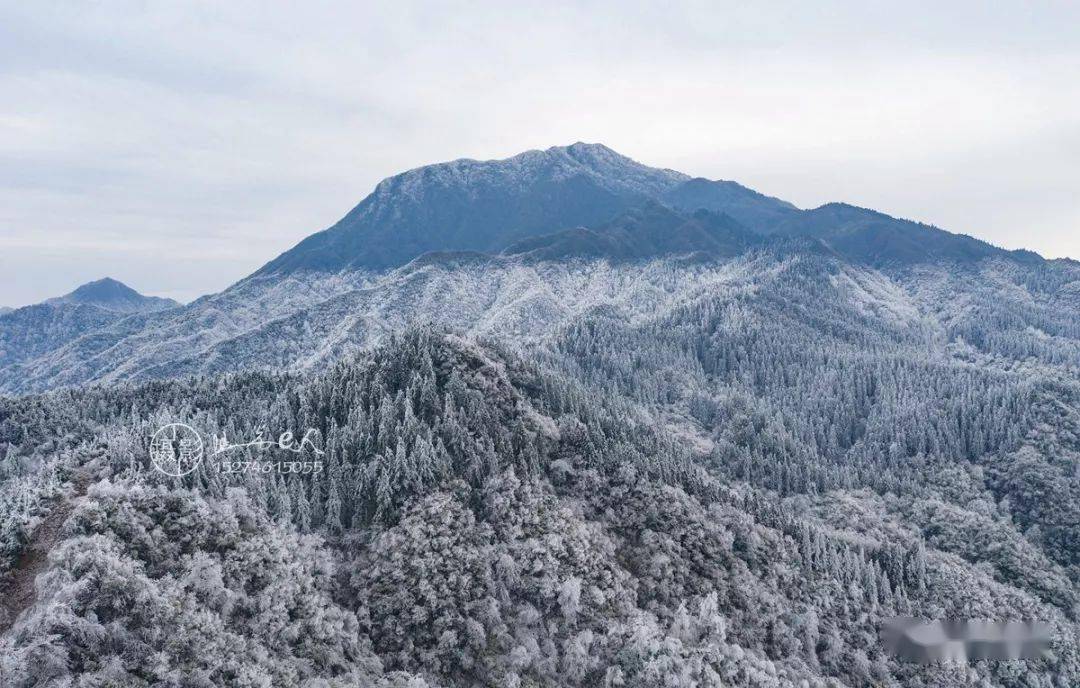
[48,277,179,313]
[253,143,692,276]
[551,141,642,168]
[69,276,137,299]
[543,141,616,158]
[566,140,611,151]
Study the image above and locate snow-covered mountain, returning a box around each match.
[0,144,1076,395]
[503,202,761,262]
[3,144,1080,687]
[43,277,179,314]
[661,175,799,230]
[251,142,693,275]
[0,278,178,374]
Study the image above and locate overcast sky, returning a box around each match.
[2,1,1078,306]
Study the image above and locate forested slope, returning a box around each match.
[1,328,1077,686]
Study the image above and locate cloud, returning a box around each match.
[1,1,1078,305]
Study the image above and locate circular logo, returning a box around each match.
[149,423,204,476]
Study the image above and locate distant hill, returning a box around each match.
[44,277,178,313]
[0,278,177,370]
[768,202,1042,267]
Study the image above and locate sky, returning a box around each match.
[2,1,1078,306]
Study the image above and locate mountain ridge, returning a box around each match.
[661,176,800,231]
[249,142,1052,282]
[0,278,179,374]
[502,202,761,262]
[0,144,1074,394]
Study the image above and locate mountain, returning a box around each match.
[254,142,1039,279]
[2,144,1080,686]
[253,142,689,275]
[4,229,1075,396]
[662,176,800,231]
[0,278,177,372]
[3,323,1079,686]
[44,277,178,313]
[502,202,761,262]
[770,202,1044,267]
[0,252,750,390]
[0,144,1075,395]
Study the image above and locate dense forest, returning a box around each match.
[2,247,1078,688]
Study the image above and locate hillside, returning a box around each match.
[2,329,1078,686]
